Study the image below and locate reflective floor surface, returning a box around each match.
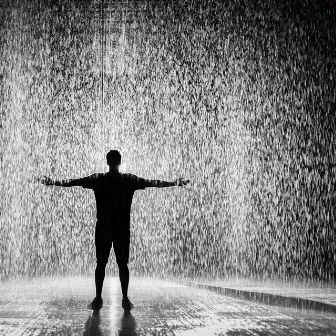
[0,277,336,335]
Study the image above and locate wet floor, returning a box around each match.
[0,277,336,335]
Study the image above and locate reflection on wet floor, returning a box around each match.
[83,311,102,336]
[83,310,138,336]
[118,311,137,336]
[1,277,336,335]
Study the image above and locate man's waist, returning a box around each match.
[97,213,130,221]
[95,220,130,236]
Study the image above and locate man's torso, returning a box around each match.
[86,173,138,235]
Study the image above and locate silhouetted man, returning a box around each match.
[40,150,189,311]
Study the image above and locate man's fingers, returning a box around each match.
[31,176,42,183]
[39,175,52,185]
[176,178,190,186]
[180,178,190,186]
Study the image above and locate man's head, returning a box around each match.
[106,150,121,171]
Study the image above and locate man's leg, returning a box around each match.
[90,227,112,309]
[88,263,108,310]
[95,261,107,299]
[113,233,133,309]
[113,234,130,298]
[118,263,129,299]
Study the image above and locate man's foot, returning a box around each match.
[87,297,103,311]
[122,297,134,310]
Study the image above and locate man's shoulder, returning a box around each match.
[84,172,106,183]
[121,173,141,185]
[79,172,105,189]
[122,173,138,179]
[121,173,148,190]
[90,172,105,179]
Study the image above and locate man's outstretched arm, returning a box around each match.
[142,177,190,188]
[39,176,85,187]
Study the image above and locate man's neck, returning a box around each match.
[108,169,120,175]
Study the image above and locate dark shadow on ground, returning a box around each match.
[118,311,137,336]
[83,310,102,336]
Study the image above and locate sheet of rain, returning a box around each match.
[1,0,336,310]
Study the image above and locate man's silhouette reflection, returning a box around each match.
[83,310,138,336]
[119,311,137,336]
[41,150,189,310]
[83,311,102,336]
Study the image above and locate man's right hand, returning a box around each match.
[39,176,55,186]
[174,178,190,186]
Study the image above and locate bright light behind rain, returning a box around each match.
[0,0,336,284]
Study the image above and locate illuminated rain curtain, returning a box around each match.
[0,0,335,282]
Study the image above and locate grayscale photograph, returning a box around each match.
[0,0,336,335]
